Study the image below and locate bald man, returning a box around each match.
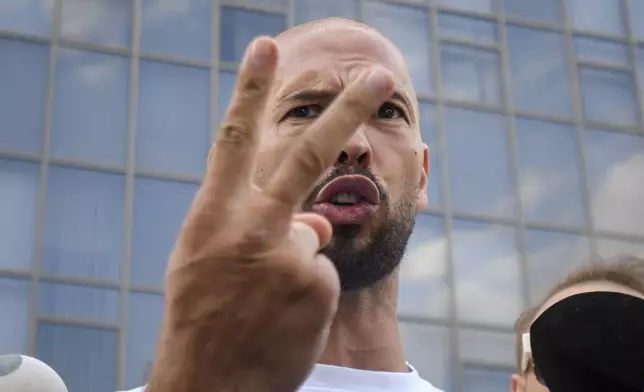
[120,17,438,392]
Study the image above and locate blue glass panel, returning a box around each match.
[363,1,433,95]
[252,0,287,5]
[452,220,520,326]
[0,278,30,354]
[0,0,52,36]
[0,159,40,271]
[585,129,644,236]
[38,282,119,322]
[36,322,117,392]
[52,49,129,166]
[463,367,514,392]
[444,108,514,217]
[124,292,164,389]
[506,26,572,116]
[0,39,48,154]
[525,230,590,304]
[437,0,495,13]
[631,0,644,39]
[515,118,585,226]
[131,178,198,287]
[419,103,442,207]
[42,167,124,281]
[217,71,236,127]
[61,0,132,47]
[141,0,211,59]
[459,329,515,367]
[399,215,449,318]
[137,61,210,175]
[569,0,626,36]
[441,44,502,105]
[294,0,358,24]
[438,13,497,44]
[596,239,644,259]
[579,67,638,127]
[220,7,285,63]
[504,0,562,24]
[638,47,644,102]
[574,36,630,66]
[400,323,452,391]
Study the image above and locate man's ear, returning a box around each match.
[511,373,525,392]
[415,143,430,211]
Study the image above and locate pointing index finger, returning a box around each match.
[263,68,394,207]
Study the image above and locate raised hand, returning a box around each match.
[146,36,394,392]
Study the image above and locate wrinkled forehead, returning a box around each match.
[274,25,414,98]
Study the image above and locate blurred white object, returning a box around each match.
[0,355,68,392]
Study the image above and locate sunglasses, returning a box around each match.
[521,333,546,386]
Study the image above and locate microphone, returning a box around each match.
[0,355,68,392]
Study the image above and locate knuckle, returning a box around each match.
[292,138,329,179]
[218,118,255,147]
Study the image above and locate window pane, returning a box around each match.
[585,130,644,236]
[294,0,358,24]
[631,0,644,39]
[419,103,442,207]
[0,39,48,155]
[504,0,562,24]
[0,0,52,36]
[437,0,495,13]
[574,36,630,66]
[463,367,514,392]
[36,322,117,392]
[441,44,502,105]
[0,278,30,354]
[38,282,120,323]
[569,0,626,36]
[42,167,124,281]
[217,71,236,127]
[438,13,497,44]
[516,118,585,226]
[596,239,644,259]
[141,0,211,59]
[0,159,40,271]
[131,178,198,287]
[363,2,433,95]
[125,292,164,389]
[61,0,132,47]
[137,61,210,176]
[525,230,590,305]
[638,47,644,100]
[400,323,452,391]
[445,108,514,217]
[579,67,638,127]
[507,26,572,116]
[459,329,515,366]
[399,215,449,319]
[52,49,129,166]
[452,220,520,326]
[220,7,285,63]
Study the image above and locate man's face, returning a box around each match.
[253,21,429,291]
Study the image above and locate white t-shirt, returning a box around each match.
[118,363,442,392]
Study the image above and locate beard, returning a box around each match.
[302,166,417,292]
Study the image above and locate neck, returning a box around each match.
[318,273,407,373]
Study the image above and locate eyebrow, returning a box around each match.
[284,89,413,111]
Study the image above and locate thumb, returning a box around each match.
[292,213,333,249]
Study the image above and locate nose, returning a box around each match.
[335,128,372,167]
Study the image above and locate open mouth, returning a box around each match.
[311,175,380,224]
[314,175,380,206]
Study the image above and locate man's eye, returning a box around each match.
[376,103,403,120]
[285,105,323,119]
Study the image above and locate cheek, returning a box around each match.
[371,139,420,192]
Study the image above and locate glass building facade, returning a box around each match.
[0,0,643,391]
